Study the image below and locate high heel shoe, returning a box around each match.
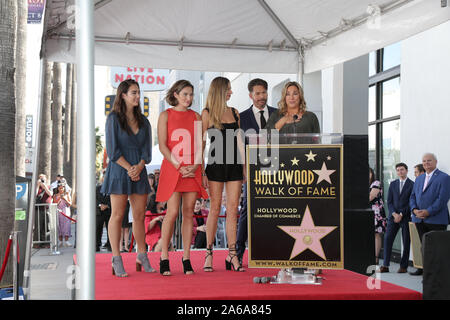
[182,258,194,275]
[225,245,244,272]
[136,252,156,273]
[111,255,128,277]
[160,258,171,276]
[203,246,213,272]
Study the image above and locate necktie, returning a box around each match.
[259,110,266,129]
[400,180,404,193]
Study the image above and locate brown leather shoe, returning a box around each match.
[379,266,389,273]
[397,268,407,273]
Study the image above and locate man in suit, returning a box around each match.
[409,153,450,275]
[380,163,414,273]
[96,173,112,251]
[236,78,277,263]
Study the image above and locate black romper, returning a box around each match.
[205,108,244,182]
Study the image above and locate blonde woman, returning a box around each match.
[201,76,245,272]
[265,81,320,134]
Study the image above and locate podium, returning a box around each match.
[246,133,343,284]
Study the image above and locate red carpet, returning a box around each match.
[86,250,421,300]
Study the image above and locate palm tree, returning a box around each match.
[63,63,73,184]
[0,0,17,287]
[15,0,27,177]
[38,61,53,180]
[51,62,63,179]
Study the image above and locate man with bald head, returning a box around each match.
[409,153,450,275]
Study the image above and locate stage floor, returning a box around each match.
[86,250,421,300]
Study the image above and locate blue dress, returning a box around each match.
[101,112,152,195]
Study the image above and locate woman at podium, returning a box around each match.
[265,81,320,134]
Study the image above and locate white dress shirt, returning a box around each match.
[252,105,269,130]
[399,178,407,193]
[423,168,437,191]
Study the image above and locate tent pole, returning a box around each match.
[22,57,45,301]
[297,46,305,86]
[75,0,96,300]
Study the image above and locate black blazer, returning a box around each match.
[239,105,277,133]
[387,178,414,219]
[96,184,111,216]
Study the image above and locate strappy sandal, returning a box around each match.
[225,245,245,272]
[203,246,213,272]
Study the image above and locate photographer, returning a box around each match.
[34,174,53,247]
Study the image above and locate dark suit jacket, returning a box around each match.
[387,178,414,219]
[96,184,111,216]
[410,169,450,225]
[239,105,277,133]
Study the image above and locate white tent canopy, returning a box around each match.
[44,0,450,73]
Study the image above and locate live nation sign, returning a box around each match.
[110,67,170,91]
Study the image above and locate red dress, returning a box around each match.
[145,212,162,250]
[156,108,208,202]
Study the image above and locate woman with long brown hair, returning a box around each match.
[156,80,208,276]
[101,79,154,277]
[201,76,245,272]
[265,81,320,134]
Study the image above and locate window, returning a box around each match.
[383,42,401,71]
[368,42,401,254]
[382,78,401,119]
[368,44,401,189]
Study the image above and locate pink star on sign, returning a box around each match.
[278,206,337,260]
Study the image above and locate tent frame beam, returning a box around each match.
[50,34,299,52]
[257,0,299,50]
[308,0,415,48]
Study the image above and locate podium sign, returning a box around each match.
[247,144,343,269]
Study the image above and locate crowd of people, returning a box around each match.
[34,173,76,248]
[96,77,319,277]
[370,153,450,276]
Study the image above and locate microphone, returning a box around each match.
[293,114,298,121]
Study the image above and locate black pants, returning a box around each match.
[415,222,447,269]
[236,184,248,258]
[193,231,207,249]
[33,205,47,242]
[383,217,411,269]
[96,213,111,248]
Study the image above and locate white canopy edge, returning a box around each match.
[44,0,450,74]
[45,38,300,73]
[304,0,450,73]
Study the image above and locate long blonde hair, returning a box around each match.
[277,81,306,115]
[204,77,230,129]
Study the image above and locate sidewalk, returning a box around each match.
[29,244,76,300]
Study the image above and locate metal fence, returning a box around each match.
[33,203,60,255]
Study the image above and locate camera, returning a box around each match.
[40,179,45,183]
